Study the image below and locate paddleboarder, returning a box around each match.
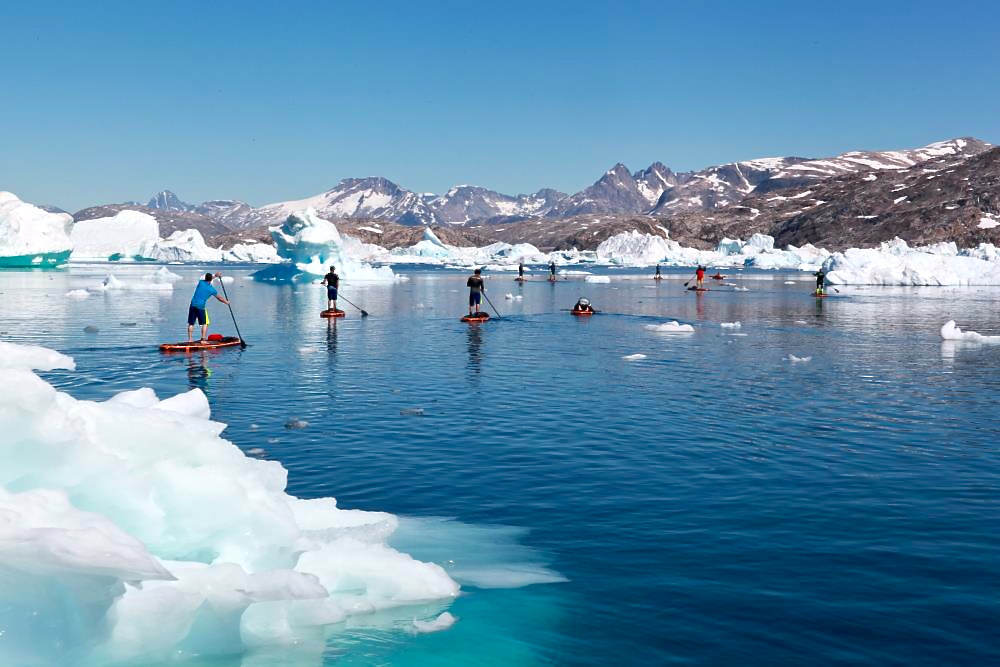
[518,262,525,280]
[695,264,706,289]
[467,268,486,316]
[549,260,557,280]
[321,265,340,311]
[654,264,662,279]
[814,268,826,295]
[187,273,229,342]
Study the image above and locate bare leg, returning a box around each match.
[201,324,208,341]
[187,324,194,342]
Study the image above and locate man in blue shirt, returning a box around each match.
[188,272,229,342]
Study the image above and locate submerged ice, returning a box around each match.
[0,342,461,664]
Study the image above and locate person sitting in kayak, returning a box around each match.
[814,268,826,295]
[573,298,594,313]
[322,265,340,310]
[188,272,229,342]
[695,265,706,288]
[467,268,486,315]
[549,260,557,279]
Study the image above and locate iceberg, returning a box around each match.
[69,210,160,261]
[940,320,1000,343]
[144,229,224,263]
[824,238,1000,285]
[645,321,695,333]
[0,342,459,664]
[223,241,280,263]
[0,191,73,266]
[254,208,396,283]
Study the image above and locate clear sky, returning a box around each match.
[2,0,998,212]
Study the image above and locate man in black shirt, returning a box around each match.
[467,268,485,315]
[321,266,339,311]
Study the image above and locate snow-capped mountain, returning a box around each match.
[147,190,194,212]
[235,177,437,229]
[545,164,656,217]
[427,186,566,223]
[193,200,254,229]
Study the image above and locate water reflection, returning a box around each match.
[186,352,212,392]
[466,324,483,380]
[326,319,338,355]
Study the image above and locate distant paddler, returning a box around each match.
[518,262,525,281]
[187,272,229,342]
[549,260,557,281]
[814,268,827,296]
[654,264,662,280]
[467,268,487,317]
[694,264,706,289]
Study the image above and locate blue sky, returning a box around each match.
[2,0,997,211]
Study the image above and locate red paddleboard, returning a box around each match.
[320,309,346,318]
[160,336,242,352]
[653,276,664,280]
[688,287,710,292]
[461,313,490,323]
[571,310,594,316]
[515,277,527,282]
[813,292,828,298]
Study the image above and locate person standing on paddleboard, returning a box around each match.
[518,262,525,280]
[549,260,557,280]
[188,273,229,342]
[322,266,340,311]
[467,268,486,315]
[655,264,662,278]
[814,268,826,295]
[695,265,706,289]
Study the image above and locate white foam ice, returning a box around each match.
[69,210,160,261]
[720,322,741,329]
[0,191,73,265]
[824,238,1000,285]
[645,321,695,333]
[254,208,397,283]
[940,320,1000,343]
[0,342,468,664]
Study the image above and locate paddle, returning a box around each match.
[339,295,369,317]
[217,276,247,348]
[482,291,502,319]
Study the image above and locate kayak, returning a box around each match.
[711,274,726,280]
[688,287,710,292]
[320,309,346,318]
[461,313,490,323]
[160,336,242,352]
[571,309,594,316]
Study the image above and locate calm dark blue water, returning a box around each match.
[4,264,1000,665]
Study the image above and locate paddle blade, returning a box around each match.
[361,310,369,317]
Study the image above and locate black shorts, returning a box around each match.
[188,305,206,325]
[469,292,482,306]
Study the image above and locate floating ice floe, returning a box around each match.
[940,320,1000,343]
[0,191,73,266]
[410,612,456,635]
[87,269,178,293]
[65,289,90,299]
[824,238,1000,285]
[720,322,742,329]
[0,342,463,664]
[585,275,611,283]
[786,354,812,362]
[254,208,397,283]
[622,353,647,361]
[645,321,695,333]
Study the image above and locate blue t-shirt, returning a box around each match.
[190,280,218,309]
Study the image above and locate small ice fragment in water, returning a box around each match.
[66,289,89,299]
[284,419,308,429]
[784,281,796,285]
[720,322,741,329]
[249,423,259,430]
[504,293,514,300]
[622,353,647,361]
[940,320,1000,343]
[410,611,456,634]
[83,325,99,333]
[585,275,611,283]
[247,447,266,456]
[400,407,425,416]
[734,286,749,291]
[795,320,808,325]
[645,321,694,333]
[786,354,812,362]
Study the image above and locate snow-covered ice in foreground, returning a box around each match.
[940,320,1000,343]
[645,321,695,333]
[254,208,397,283]
[69,210,160,261]
[824,238,1000,285]
[0,341,463,664]
[0,191,73,266]
[622,353,647,361]
[410,611,457,634]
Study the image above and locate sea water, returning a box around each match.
[2,265,999,665]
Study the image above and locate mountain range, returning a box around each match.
[70,137,997,251]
